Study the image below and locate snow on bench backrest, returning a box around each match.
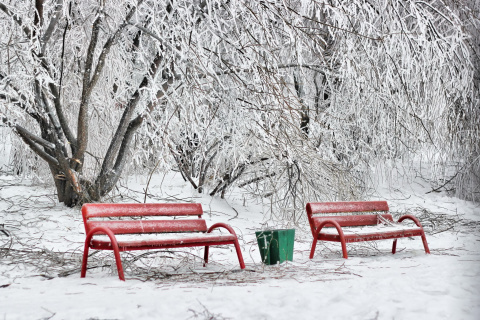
[82,203,207,235]
[306,201,389,216]
[82,203,203,219]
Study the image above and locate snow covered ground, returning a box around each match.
[0,171,479,320]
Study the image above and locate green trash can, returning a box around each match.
[255,229,295,265]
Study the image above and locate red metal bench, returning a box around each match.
[80,203,245,280]
[306,201,430,259]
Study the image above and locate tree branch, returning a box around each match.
[1,116,59,166]
[0,116,55,151]
[88,2,144,95]
[99,52,162,180]
[76,1,144,162]
[48,83,76,150]
[0,2,33,38]
[41,0,64,54]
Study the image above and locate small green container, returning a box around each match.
[255,229,295,265]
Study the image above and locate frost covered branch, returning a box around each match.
[0,0,477,211]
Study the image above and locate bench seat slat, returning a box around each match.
[83,203,203,218]
[90,233,237,250]
[318,225,424,242]
[86,219,208,234]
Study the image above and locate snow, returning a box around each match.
[318,224,421,235]
[1,172,479,320]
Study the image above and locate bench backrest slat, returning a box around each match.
[82,203,203,219]
[82,203,206,235]
[86,219,208,235]
[312,214,393,230]
[306,201,389,215]
[306,201,390,237]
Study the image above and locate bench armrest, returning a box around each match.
[310,219,348,259]
[315,219,346,237]
[207,223,238,237]
[85,226,120,248]
[82,226,124,280]
[397,214,424,228]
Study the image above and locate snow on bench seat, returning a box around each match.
[90,233,238,250]
[318,224,424,242]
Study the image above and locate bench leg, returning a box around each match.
[421,232,430,254]
[393,234,430,255]
[309,234,319,259]
[204,241,245,269]
[311,221,349,259]
[233,239,246,269]
[340,239,348,259]
[81,227,125,281]
[311,233,348,259]
[203,246,210,267]
[80,241,90,278]
[112,245,125,281]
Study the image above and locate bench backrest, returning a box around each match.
[306,201,391,237]
[82,203,207,235]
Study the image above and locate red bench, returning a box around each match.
[306,201,430,259]
[80,203,245,280]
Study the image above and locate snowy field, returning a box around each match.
[0,171,479,320]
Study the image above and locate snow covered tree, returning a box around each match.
[449,0,480,202]
[0,0,163,206]
[0,0,476,213]
[0,0,320,206]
